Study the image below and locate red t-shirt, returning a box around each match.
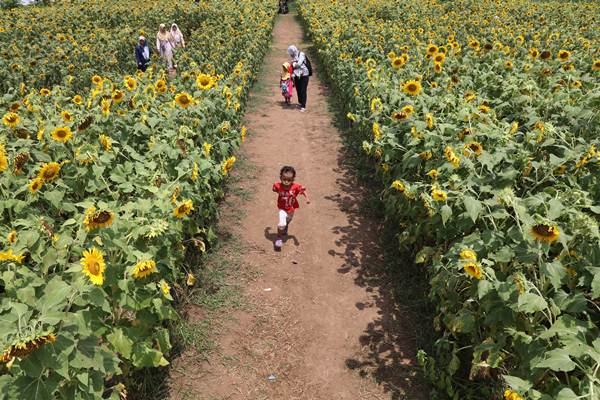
[273,182,306,213]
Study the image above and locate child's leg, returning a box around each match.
[275,210,287,248]
[283,212,294,235]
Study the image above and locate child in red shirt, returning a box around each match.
[272,165,309,250]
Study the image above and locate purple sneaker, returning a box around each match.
[274,238,283,250]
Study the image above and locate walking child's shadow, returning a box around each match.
[264,227,300,249]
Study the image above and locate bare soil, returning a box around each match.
[168,12,427,400]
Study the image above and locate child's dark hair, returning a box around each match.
[280,165,296,177]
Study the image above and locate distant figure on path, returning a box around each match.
[280,62,294,104]
[156,24,175,70]
[287,45,309,112]
[135,36,152,72]
[272,166,310,251]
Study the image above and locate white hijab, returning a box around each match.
[287,45,299,58]
[171,24,183,43]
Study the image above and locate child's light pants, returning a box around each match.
[278,209,294,228]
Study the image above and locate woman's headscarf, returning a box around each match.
[157,23,172,41]
[287,45,298,58]
[171,23,183,42]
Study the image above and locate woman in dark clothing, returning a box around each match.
[287,45,309,112]
[135,36,152,72]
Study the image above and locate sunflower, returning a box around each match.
[186,273,197,286]
[468,39,480,50]
[101,98,110,116]
[175,92,193,108]
[61,111,73,122]
[431,188,447,201]
[0,145,6,173]
[425,113,434,129]
[12,152,28,174]
[433,53,445,63]
[0,249,24,264]
[196,73,214,90]
[3,112,20,128]
[401,105,414,116]
[540,50,552,60]
[531,224,559,242]
[464,91,476,102]
[392,111,408,121]
[50,126,73,143]
[444,146,460,167]
[509,121,519,135]
[504,60,513,70]
[221,156,236,175]
[91,75,103,86]
[99,134,112,151]
[562,63,574,71]
[426,169,438,179]
[460,249,477,260]
[557,50,570,61]
[124,76,137,91]
[112,90,124,104]
[463,262,483,279]
[478,104,491,113]
[372,122,381,140]
[81,247,106,285]
[203,142,212,158]
[38,162,61,182]
[433,62,443,73]
[132,260,157,279]
[403,80,421,96]
[173,199,194,218]
[83,206,115,231]
[28,177,44,193]
[39,88,51,96]
[391,56,405,69]
[463,142,483,156]
[346,112,356,122]
[555,164,566,175]
[160,280,171,296]
[419,151,432,160]
[391,180,405,192]
[7,230,17,244]
[0,333,56,363]
[571,80,582,89]
[155,79,167,93]
[592,59,600,71]
[191,162,199,182]
[426,44,438,55]
[529,48,539,59]
[370,97,383,113]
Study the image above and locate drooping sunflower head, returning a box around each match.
[403,80,421,96]
[433,62,443,73]
[99,134,112,151]
[463,142,483,156]
[391,110,408,121]
[132,260,157,279]
[0,333,56,363]
[431,188,447,202]
[175,92,193,108]
[0,145,6,173]
[531,224,559,242]
[51,126,73,143]
[391,180,405,192]
[463,262,483,279]
[38,162,61,182]
[419,151,432,160]
[12,152,28,174]
[370,97,383,113]
[81,247,106,285]
[7,230,17,244]
[592,59,600,71]
[221,156,236,175]
[459,249,477,260]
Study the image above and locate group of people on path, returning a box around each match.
[135,23,185,72]
[280,44,311,112]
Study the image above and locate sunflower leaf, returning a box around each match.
[463,196,482,223]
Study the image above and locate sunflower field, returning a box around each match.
[299,0,599,399]
[0,0,275,398]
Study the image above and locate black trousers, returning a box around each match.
[294,75,309,108]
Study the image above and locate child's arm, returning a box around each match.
[300,187,310,204]
[272,183,279,193]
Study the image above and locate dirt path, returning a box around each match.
[168,11,425,400]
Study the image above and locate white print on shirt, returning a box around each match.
[279,188,296,208]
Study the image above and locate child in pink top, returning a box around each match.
[272,165,309,250]
[280,62,294,104]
